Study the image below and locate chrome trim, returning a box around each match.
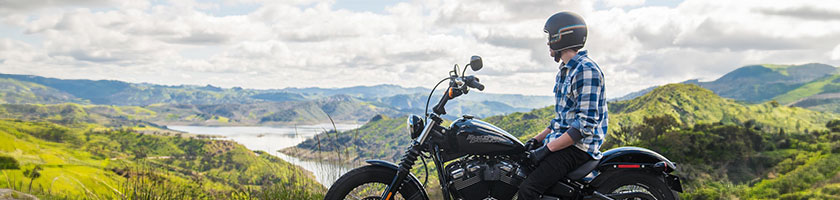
[414,119,435,145]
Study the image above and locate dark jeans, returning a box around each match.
[517,146,592,200]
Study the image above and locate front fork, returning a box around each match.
[380,114,442,200]
[380,143,423,200]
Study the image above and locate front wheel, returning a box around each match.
[324,165,428,200]
[596,172,679,200]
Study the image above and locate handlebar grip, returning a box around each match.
[464,76,484,91]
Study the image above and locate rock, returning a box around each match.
[0,189,39,200]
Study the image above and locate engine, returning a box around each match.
[445,156,528,200]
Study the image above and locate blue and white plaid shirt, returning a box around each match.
[545,50,609,160]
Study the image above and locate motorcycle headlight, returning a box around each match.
[407,114,424,139]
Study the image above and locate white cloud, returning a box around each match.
[0,0,839,99]
[601,0,645,8]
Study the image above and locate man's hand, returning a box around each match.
[524,138,543,151]
[528,146,551,165]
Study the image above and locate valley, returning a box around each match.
[1,63,840,199]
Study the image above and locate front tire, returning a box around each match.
[596,172,679,200]
[324,165,428,200]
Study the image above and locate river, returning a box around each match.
[167,124,360,188]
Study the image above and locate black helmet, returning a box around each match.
[544,11,587,62]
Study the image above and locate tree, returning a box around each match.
[23,165,42,193]
[827,119,840,132]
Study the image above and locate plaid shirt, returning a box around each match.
[545,50,609,160]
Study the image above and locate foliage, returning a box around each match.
[0,156,19,169]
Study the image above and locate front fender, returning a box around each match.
[365,159,430,199]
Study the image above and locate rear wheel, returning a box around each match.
[596,172,679,200]
[324,165,428,200]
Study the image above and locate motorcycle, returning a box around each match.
[324,56,683,200]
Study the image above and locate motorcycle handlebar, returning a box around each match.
[431,75,483,115]
[464,76,484,91]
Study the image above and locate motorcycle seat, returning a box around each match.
[566,160,599,180]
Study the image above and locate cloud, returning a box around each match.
[757,6,840,20]
[601,0,645,8]
[0,0,839,99]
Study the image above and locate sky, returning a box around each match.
[1,0,839,98]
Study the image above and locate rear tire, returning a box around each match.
[596,172,679,200]
[324,165,428,200]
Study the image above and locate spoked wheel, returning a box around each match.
[346,182,399,200]
[596,172,679,200]
[324,165,427,200]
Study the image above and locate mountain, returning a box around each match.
[276,84,429,99]
[615,63,840,114]
[610,85,657,102]
[370,92,551,119]
[0,73,264,105]
[0,78,83,104]
[0,73,553,124]
[692,63,838,103]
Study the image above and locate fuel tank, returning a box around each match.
[449,117,525,155]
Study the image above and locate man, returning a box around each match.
[517,11,609,200]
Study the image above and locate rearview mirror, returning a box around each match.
[470,55,482,71]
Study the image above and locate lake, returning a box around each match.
[167,124,361,188]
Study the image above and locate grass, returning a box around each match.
[773,75,840,104]
[762,64,794,76]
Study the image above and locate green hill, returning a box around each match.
[0,98,399,127]
[618,63,840,114]
[0,118,324,199]
[691,63,838,103]
[0,78,82,104]
[0,73,263,105]
[609,84,835,133]
[773,74,840,104]
[487,84,836,144]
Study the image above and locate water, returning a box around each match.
[167,124,360,188]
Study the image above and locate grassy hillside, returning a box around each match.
[0,119,324,199]
[0,103,160,128]
[0,78,82,104]
[792,93,840,114]
[618,63,840,114]
[0,73,263,106]
[693,63,838,103]
[608,84,835,134]
[773,74,840,104]
[486,84,836,145]
[0,98,399,126]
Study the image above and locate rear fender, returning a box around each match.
[365,160,430,199]
[590,147,682,192]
